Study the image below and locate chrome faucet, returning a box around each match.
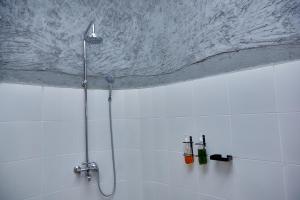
[74,162,98,181]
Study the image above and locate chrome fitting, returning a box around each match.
[82,80,88,87]
[73,162,98,177]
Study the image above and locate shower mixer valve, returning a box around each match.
[74,162,98,180]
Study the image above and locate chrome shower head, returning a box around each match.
[105,75,114,84]
[84,22,102,44]
[85,35,103,44]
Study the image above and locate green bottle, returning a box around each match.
[198,135,207,165]
[198,147,207,165]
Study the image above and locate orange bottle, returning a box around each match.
[184,154,194,164]
[183,136,194,164]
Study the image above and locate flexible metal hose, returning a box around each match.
[96,84,116,197]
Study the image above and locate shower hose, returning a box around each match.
[96,85,117,197]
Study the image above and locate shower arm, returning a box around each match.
[82,20,95,86]
[83,40,87,86]
[84,20,95,37]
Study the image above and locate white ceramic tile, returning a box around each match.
[139,88,153,118]
[88,180,140,200]
[231,114,281,161]
[285,165,300,200]
[168,186,223,200]
[0,158,42,200]
[168,152,199,190]
[143,182,168,200]
[43,154,86,194]
[151,86,167,117]
[111,90,125,119]
[199,195,226,200]
[153,182,169,200]
[60,88,84,121]
[139,86,167,118]
[77,184,101,200]
[43,121,84,156]
[193,75,229,116]
[197,159,233,199]
[0,122,43,162]
[275,61,300,112]
[124,89,140,118]
[142,150,169,184]
[127,180,143,200]
[143,182,155,200]
[197,193,226,200]
[43,186,82,200]
[228,67,276,114]
[88,119,111,151]
[43,87,83,121]
[87,89,108,120]
[42,87,63,121]
[0,83,42,121]
[168,187,198,200]
[24,195,43,200]
[165,82,194,117]
[279,113,300,164]
[233,159,284,200]
[116,149,142,182]
[141,118,168,151]
[114,119,140,149]
[167,117,196,152]
[140,118,155,150]
[81,181,129,200]
[195,116,232,155]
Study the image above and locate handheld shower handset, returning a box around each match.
[105,75,114,84]
[105,75,114,101]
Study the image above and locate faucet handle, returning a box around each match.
[74,165,82,174]
[89,162,98,170]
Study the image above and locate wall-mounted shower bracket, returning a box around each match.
[74,162,98,181]
[82,80,88,88]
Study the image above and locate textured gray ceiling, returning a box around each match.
[1,0,300,89]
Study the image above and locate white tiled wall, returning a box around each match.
[0,60,299,200]
[0,84,142,200]
[139,60,300,200]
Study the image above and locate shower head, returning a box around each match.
[85,34,103,44]
[105,75,114,84]
[84,22,102,44]
[83,20,103,82]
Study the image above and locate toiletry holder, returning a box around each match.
[183,136,194,157]
[195,135,206,147]
[183,153,194,156]
[194,135,206,158]
[210,154,233,162]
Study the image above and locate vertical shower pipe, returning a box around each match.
[82,37,90,180]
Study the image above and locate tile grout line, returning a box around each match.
[273,65,288,200]
[225,74,235,199]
